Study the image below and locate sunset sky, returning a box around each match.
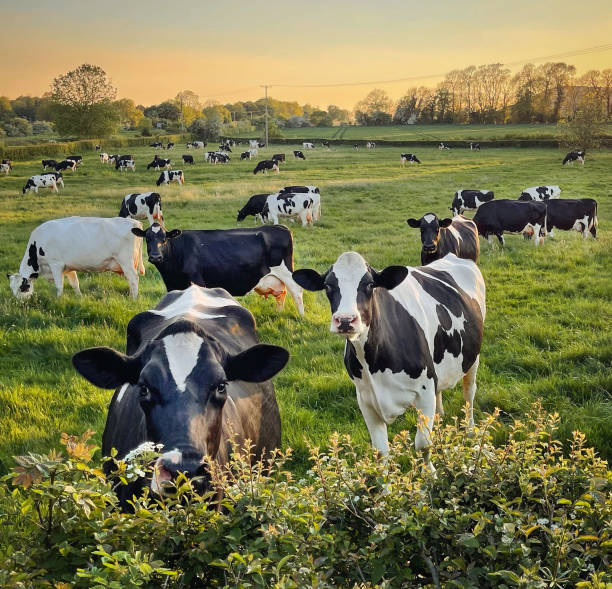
[1,0,611,109]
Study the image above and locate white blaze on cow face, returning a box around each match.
[116,382,130,403]
[163,332,204,393]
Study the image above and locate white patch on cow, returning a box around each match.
[150,284,238,321]
[423,214,436,223]
[163,332,203,392]
[151,225,161,233]
[163,448,182,464]
[330,252,369,336]
[116,382,130,403]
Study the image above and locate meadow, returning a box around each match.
[0,143,610,476]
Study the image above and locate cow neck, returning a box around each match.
[156,235,186,286]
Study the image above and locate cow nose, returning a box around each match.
[333,314,358,333]
[148,254,162,263]
[424,244,437,253]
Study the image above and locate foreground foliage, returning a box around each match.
[1,404,610,588]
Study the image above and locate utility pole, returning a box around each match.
[180,92,184,133]
[261,84,271,147]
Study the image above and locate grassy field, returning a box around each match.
[0,143,610,475]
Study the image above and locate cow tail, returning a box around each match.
[593,201,598,227]
[118,200,128,218]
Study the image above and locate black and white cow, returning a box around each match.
[132,223,304,315]
[366,141,376,149]
[166,142,174,150]
[293,150,306,160]
[42,159,58,170]
[95,145,101,151]
[44,172,64,189]
[2,159,12,171]
[150,142,163,148]
[146,158,171,170]
[192,141,205,149]
[108,154,120,165]
[0,163,10,175]
[470,142,481,151]
[544,198,597,239]
[55,160,77,172]
[400,153,421,165]
[253,160,279,175]
[263,193,315,226]
[215,153,230,164]
[22,174,59,194]
[322,140,330,148]
[114,155,134,170]
[71,284,288,509]
[237,193,271,224]
[278,185,321,221]
[473,199,547,246]
[156,170,184,186]
[99,153,109,164]
[218,143,232,152]
[119,192,163,226]
[67,155,83,166]
[8,216,145,299]
[182,154,194,165]
[518,185,561,201]
[562,150,585,165]
[117,159,136,172]
[302,142,315,150]
[451,189,495,216]
[240,151,252,160]
[293,252,485,462]
[272,153,285,164]
[439,142,450,150]
[249,140,259,149]
[407,213,479,265]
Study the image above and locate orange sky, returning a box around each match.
[1,1,611,109]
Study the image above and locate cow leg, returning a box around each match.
[590,220,597,239]
[435,390,444,417]
[64,271,82,296]
[299,211,309,227]
[356,387,389,455]
[532,223,542,246]
[496,233,505,246]
[50,265,64,297]
[462,356,479,428]
[118,258,139,299]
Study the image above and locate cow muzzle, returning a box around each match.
[423,244,437,254]
[148,254,163,264]
[331,313,360,336]
[151,448,209,496]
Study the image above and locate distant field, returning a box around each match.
[0,144,610,475]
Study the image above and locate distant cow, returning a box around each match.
[253,160,279,175]
[519,185,561,202]
[293,150,306,160]
[473,199,547,246]
[544,198,597,239]
[2,159,12,171]
[237,193,272,224]
[218,143,232,152]
[67,155,83,165]
[278,185,321,221]
[150,142,163,148]
[44,172,64,189]
[451,189,495,216]
[302,142,315,149]
[22,174,59,194]
[55,160,77,172]
[119,192,163,225]
[156,170,184,186]
[470,142,481,151]
[192,141,205,149]
[407,213,479,265]
[366,141,376,149]
[215,153,230,164]
[439,142,450,150]
[99,153,109,164]
[240,151,252,160]
[248,148,258,158]
[182,154,194,165]
[400,153,421,165]
[322,140,330,148]
[562,150,585,165]
[95,145,101,151]
[272,153,285,164]
[166,142,174,150]
[117,159,136,172]
[0,163,10,175]
[7,216,145,299]
[114,155,134,169]
[42,159,58,170]
[263,193,315,226]
[146,158,171,170]
[249,139,259,149]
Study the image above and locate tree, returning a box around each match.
[156,101,181,121]
[0,96,13,122]
[310,109,333,127]
[355,89,393,115]
[327,104,349,123]
[114,98,143,128]
[50,64,119,137]
[562,95,604,149]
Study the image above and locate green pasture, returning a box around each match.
[0,143,610,475]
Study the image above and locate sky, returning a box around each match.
[1,0,611,109]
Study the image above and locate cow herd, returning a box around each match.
[2,141,599,508]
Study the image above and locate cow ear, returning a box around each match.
[167,229,182,239]
[372,266,408,290]
[439,218,453,228]
[72,347,140,389]
[225,344,289,383]
[292,269,325,291]
[406,218,421,228]
[131,228,146,237]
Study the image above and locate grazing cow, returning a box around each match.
[407,213,479,265]
[132,223,304,315]
[166,142,174,150]
[218,144,232,152]
[182,154,194,164]
[400,153,421,165]
[237,193,271,224]
[249,139,259,149]
[278,185,321,221]
[117,159,136,172]
[272,153,285,164]
[204,151,215,162]
[518,185,561,202]
[42,159,58,170]
[2,159,12,171]
[322,140,330,148]
[562,150,585,165]
[44,172,64,189]
[108,154,120,165]
[214,153,230,164]
[95,145,101,151]
[258,141,265,148]
[99,153,109,164]
[156,170,184,186]
[248,148,258,158]
[439,142,450,150]
[470,142,481,151]
[366,141,376,149]
[119,192,163,226]
[240,151,252,160]
[353,144,359,150]
[67,155,83,165]
[292,251,485,462]
[150,142,163,148]
[22,174,58,194]
[302,142,315,149]
[71,284,288,509]
[544,198,597,239]
[1,163,10,175]
[55,160,77,172]
[473,199,547,246]
[263,193,315,226]
[7,216,145,299]
[293,150,306,160]
[146,158,171,170]
[451,189,494,216]
[185,142,193,149]
[192,141,205,149]
[253,160,279,175]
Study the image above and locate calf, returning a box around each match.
[293,251,485,464]
[237,193,271,224]
[132,223,304,314]
[263,193,315,226]
[117,159,136,172]
[119,192,163,225]
[7,216,145,299]
[156,170,184,186]
[562,150,585,165]
[99,153,109,164]
[42,159,58,170]
[407,213,479,265]
[272,153,286,164]
[22,174,58,194]
[302,142,315,149]
[108,154,120,165]
[182,154,194,164]
[253,160,279,175]
[518,185,561,202]
[240,151,252,160]
[293,150,306,160]
[400,153,421,165]
[451,189,494,216]
[544,198,597,239]
[55,160,77,172]
[146,158,171,170]
[473,199,547,246]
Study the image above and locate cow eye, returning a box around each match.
[139,385,152,401]
[366,282,375,292]
[214,382,227,398]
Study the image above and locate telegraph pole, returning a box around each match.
[261,84,271,147]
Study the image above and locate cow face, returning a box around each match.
[407,213,452,255]
[72,335,288,495]
[132,223,181,264]
[293,252,407,340]
[7,273,34,299]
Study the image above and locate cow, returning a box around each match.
[253,160,279,175]
[473,199,547,246]
[67,155,83,166]
[518,185,561,202]
[240,151,252,160]
[302,142,315,149]
[150,142,163,148]
[117,159,136,172]
[439,142,450,150]
[218,144,232,152]
[237,193,271,224]
[278,185,321,221]
[156,170,184,186]
[182,154,194,165]
[249,139,259,149]
[166,142,174,150]
[42,159,58,170]
[43,172,64,189]
[406,214,479,265]
[272,153,285,164]
[204,151,216,162]
[71,284,289,509]
[146,158,171,170]
[292,251,485,465]
[55,160,77,172]
[185,142,193,149]
[366,141,376,149]
[258,141,265,148]
[293,150,306,160]
[451,190,494,217]
[7,216,145,299]
[1,163,10,175]
[322,140,330,148]
[543,198,597,239]
[470,142,481,151]
[263,193,315,226]
[353,144,359,150]
[248,148,258,158]
[400,153,421,165]
[22,174,58,194]
[214,153,230,164]
[95,145,101,151]
[562,150,585,165]
[192,141,205,149]
[119,192,163,226]
[99,153,109,164]
[132,223,304,315]
[2,159,12,171]
[108,154,120,165]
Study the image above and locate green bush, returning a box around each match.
[1,403,610,588]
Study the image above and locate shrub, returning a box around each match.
[0,403,610,587]
[3,117,33,137]
[31,121,54,135]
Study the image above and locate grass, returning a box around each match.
[0,143,610,475]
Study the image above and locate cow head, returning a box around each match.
[73,325,289,496]
[7,273,35,299]
[132,223,181,264]
[406,213,452,255]
[293,251,407,340]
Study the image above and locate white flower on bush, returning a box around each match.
[122,442,163,480]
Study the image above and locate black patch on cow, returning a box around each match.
[27,242,39,272]
[344,340,363,379]
[436,304,452,330]
[324,271,340,313]
[38,246,45,256]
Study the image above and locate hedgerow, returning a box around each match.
[1,402,610,588]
